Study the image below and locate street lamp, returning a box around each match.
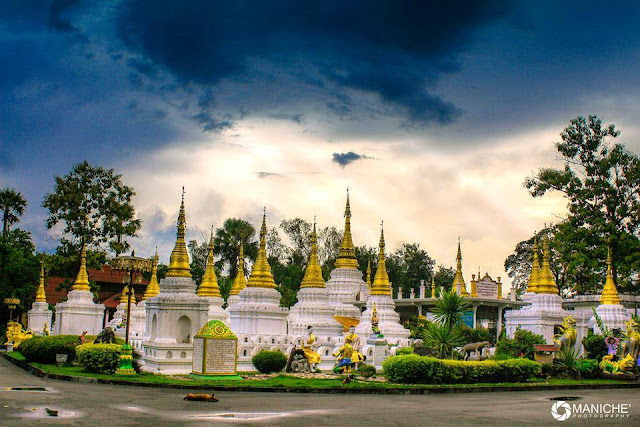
[110,250,152,375]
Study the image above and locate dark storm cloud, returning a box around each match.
[332,151,374,167]
[116,0,513,127]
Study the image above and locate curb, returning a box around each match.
[3,353,639,395]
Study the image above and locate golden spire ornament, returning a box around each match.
[198,227,222,297]
[370,221,392,296]
[143,248,160,300]
[365,258,372,289]
[536,235,559,294]
[72,242,91,291]
[35,263,46,303]
[301,219,325,288]
[229,241,247,295]
[247,208,277,288]
[451,238,469,297]
[526,237,541,293]
[166,188,192,278]
[600,245,621,305]
[431,276,436,298]
[335,189,358,269]
[119,283,136,305]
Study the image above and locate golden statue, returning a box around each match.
[621,319,640,365]
[371,303,381,335]
[302,326,321,369]
[333,326,366,373]
[43,322,50,336]
[600,353,635,374]
[553,315,577,352]
[5,321,33,349]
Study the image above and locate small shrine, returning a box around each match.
[192,320,240,378]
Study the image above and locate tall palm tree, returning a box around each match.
[431,290,472,329]
[213,218,258,279]
[0,188,27,237]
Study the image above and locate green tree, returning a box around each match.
[433,265,455,293]
[431,290,472,329]
[43,161,141,254]
[0,188,27,237]
[213,218,258,279]
[0,229,39,312]
[524,115,640,293]
[188,235,209,285]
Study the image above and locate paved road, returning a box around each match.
[1,356,638,426]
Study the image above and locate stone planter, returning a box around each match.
[56,353,68,367]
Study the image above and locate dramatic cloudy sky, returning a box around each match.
[2,1,640,290]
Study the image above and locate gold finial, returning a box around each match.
[166,190,192,278]
[526,237,541,293]
[431,276,436,298]
[365,258,372,289]
[35,262,46,303]
[600,245,621,305]
[229,240,247,295]
[335,189,358,269]
[452,238,469,296]
[143,248,160,300]
[301,219,325,288]
[198,227,222,297]
[536,234,559,294]
[247,209,277,288]
[72,242,91,291]
[370,222,392,296]
[119,283,136,305]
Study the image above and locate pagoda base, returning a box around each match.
[592,304,631,334]
[27,302,52,335]
[54,290,105,335]
[326,268,364,320]
[355,295,410,346]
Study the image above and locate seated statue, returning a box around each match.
[94,327,116,344]
[344,326,365,366]
[553,315,577,352]
[4,321,34,349]
[302,326,321,370]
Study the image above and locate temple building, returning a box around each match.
[326,191,366,320]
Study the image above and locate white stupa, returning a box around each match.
[326,191,364,320]
[142,191,209,374]
[197,229,230,325]
[355,223,410,346]
[27,264,52,335]
[129,251,159,352]
[590,247,630,333]
[109,284,136,337]
[288,221,343,357]
[54,243,105,335]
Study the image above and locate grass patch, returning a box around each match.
[29,362,633,390]
[6,351,27,361]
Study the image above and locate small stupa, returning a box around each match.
[27,263,52,335]
[326,190,365,320]
[54,243,105,335]
[354,222,410,345]
[197,228,230,325]
[591,246,630,333]
[287,220,343,345]
[142,189,209,374]
[452,239,469,297]
[129,249,159,351]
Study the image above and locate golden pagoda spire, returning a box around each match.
[431,276,436,298]
[198,227,222,297]
[365,258,372,289]
[526,237,541,293]
[143,248,160,300]
[35,263,46,303]
[452,238,469,296]
[600,245,621,305]
[229,240,246,295]
[370,221,392,296]
[335,189,358,269]
[247,208,277,288]
[166,188,191,278]
[72,242,91,291]
[119,283,136,305]
[301,219,325,288]
[536,235,559,294]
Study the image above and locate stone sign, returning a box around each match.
[192,320,237,376]
[476,279,498,299]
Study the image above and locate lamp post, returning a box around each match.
[4,297,20,323]
[110,250,152,375]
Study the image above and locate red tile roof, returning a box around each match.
[534,344,557,352]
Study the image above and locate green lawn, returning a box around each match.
[28,362,633,390]
[6,351,26,361]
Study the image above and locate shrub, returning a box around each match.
[582,334,607,361]
[356,364,376,378]
[19,335,81,364]
[76,343,121,374]
[252,350,287,374]
[460,325,492,344]
[382,354,541,384]
[576,359,599,379]
[395,347,413,355]
[496,328,545,360]
[490,352,516,361]
[419,323,465,359]
[554,348,581,378]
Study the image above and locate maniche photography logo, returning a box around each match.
[551,400,631,421]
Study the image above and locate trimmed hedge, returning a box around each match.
[383,354,542,384]
[356,364,377,378]
[252,350,287,374]
[395,347,413,356]
[19,335,81,364]
[76,343,121,374]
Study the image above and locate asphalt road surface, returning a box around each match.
[1,356,638,426]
